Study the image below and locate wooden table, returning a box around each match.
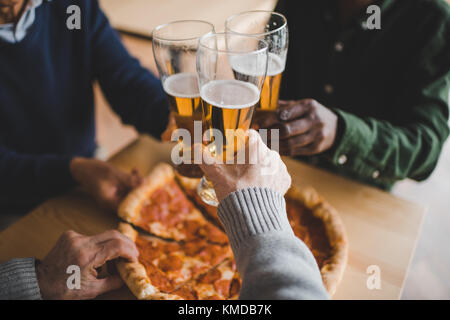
[0,135,425,300]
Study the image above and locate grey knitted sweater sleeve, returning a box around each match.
[218,187,329,300]
[0,257,42,300]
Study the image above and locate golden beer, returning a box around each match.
[163,73,202,135]
[153,20,215,178]
[231,53,285,111]
[164,73,203,177]
[260,54,284,110]
[200,79,260,160]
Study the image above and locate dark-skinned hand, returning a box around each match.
[252,99,338,156]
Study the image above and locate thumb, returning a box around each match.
[92,275,124,297]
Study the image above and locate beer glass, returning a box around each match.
[197,33,269,206]
[225,11,288,111]
[153,20,214,177]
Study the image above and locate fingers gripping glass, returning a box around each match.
[196,33,269,206]
[225,11,288,111]
[152,20,214,178]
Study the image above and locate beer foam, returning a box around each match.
[200,80,260,109]
[163,73,200,98]
[230,53,285,77]
[267,53,285,76]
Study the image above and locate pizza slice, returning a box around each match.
[117,223,232,300]
[175,174,222,227]
[118,163,227,244]
[171,259,241,300]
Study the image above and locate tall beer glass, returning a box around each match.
[226,11,288,111]
[153,20,214,177]
[197,33,269,206]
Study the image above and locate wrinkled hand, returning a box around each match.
[36,230,139,300]
[252,99,338,156]
[198,130,291,203]
[70,158,142,212]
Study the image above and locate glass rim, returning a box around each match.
[152,20,215,42]
[198,32,269,55]
[225,10,287,37]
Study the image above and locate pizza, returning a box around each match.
[175,173,222,227]
[176,174,348,296]
[118,162,347,299]
[118,163,227,244]
[171,260,241,300]
[116,223,236,300]
[117,163,240,300]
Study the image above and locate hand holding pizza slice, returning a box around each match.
[116,223,237,300]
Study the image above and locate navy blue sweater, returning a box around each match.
[0,0,169,213]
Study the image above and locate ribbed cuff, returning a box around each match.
[0,258,42,300]
[217,187,293,252]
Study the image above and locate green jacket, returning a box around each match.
[277,0,450,190]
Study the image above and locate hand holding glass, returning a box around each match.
[196,33,269,206]
[153,20,214,178]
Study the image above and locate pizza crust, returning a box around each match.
[118,162,175,224]
[286,187,348,296]
[174,174,199,198]
[116,222,183,300]
[175,174,223,227]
